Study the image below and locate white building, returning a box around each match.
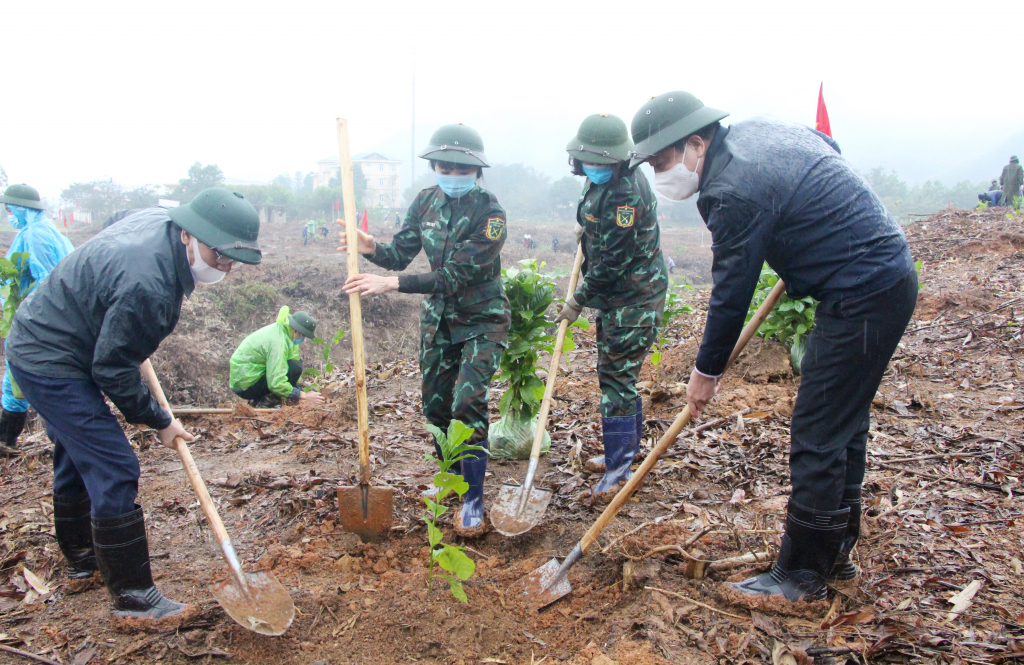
[311,153,402,209]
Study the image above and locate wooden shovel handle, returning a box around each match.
[336,118,371,486]
[578,279,787,553]
[139,360,233,556]
[528,243,586,462]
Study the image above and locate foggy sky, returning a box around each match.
[2,0,1022,201]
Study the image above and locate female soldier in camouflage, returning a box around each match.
[341,124,510,537]
[554,114,669,502]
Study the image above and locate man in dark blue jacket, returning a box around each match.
[630,92,917,607]
[6,189,261,630]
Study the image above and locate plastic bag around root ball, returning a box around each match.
[487,412,551,459]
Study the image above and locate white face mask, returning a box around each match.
[188,237,227,285]
[653,143,702,201]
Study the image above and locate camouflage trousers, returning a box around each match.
[420,321,504,448]
[596,305,661,418]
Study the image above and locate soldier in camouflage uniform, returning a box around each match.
[342,123,510,537]
[554,114,668,502]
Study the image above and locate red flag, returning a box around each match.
[360,209,369,234]
[815,83,831,137]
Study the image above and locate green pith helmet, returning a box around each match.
[629,91,729,167]
[0,184,44,210]
[287,311,317,338]
[566,114,633,164]
[168,188,262,265]
[418,123,490,167]
[1012,156,1020,163]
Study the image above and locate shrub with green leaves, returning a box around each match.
[496,259,587,420]
[745,263,817,373]
[650,286,694,377]
[0,252,33,338]
[423,420,486,603]
[302,327,346,390]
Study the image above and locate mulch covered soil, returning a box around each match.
[0,209,1022,664]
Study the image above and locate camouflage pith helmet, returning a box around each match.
[0,184,44,210]
[418,123,490,167]
[167,188,262,264]
[566,114,633,164]
[287,311,317,338]
[629,91,729,167]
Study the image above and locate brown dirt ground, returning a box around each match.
[0,211,1021,664]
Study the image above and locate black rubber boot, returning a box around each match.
[93,506,198,631]
[53,493,98,580]
[454,443,488,538]
[829,484,862,581]
[0,409,27,452]
[728,498,849,602]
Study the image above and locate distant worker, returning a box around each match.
[552,235,560,253]
[302,223,309,245]
[1001,156,1023,208]
[0,184,75,453]
[229,306,323,408]
[667,256,676,274]
[5,189,262,630]
[341,123,510,538]
[979,181,1003,206]
[555,113,668,502]
[320,225,329,238]
[307,220,317,241]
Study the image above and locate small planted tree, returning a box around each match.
[745,263,817,373]
[0,252,33,338]
[650,285,695,381]
[302,328,347,390]
[422,420,484,603]
[491,259,588,458]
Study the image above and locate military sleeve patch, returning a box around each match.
[616,206,635,228]
[485,217,505,240]
[584,213,598,223]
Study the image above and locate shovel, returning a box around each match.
[515,279,788,610]
[491,242,585,536]
[139,360,295,636]
[334,117,394,543]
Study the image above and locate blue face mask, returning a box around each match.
[582,164,614,185]
[293,336,303,345]
[435,173,477,198]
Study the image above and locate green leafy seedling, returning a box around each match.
[0,252,34,339]
[744,263,818,374]
[650,285,694,380]
[422,420,487,602]
[497,259,588,422]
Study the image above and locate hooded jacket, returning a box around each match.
[1001,158,1023,203]
[5,206,75,295]
[5,208,194,430]
[229,306,302,399]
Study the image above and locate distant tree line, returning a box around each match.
[862,167,986,218]
[60,162,369,223]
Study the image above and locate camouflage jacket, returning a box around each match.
[574,167,668,324]
[366,185,511,346]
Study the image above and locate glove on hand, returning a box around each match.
[574,224,585,244]
[552,295,583,325]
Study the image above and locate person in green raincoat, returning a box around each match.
[229,306,324,407]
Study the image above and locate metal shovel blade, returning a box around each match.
[513,557,573,611]
[337,484,394,543]
[490,483,553,536]
[211,571,294,636]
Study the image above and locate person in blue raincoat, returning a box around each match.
[0,184,75,452]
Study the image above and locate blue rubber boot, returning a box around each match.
[585,398,642,474]
[634,397,644,443]
[454,443,488,538]
[593,415,638,501]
